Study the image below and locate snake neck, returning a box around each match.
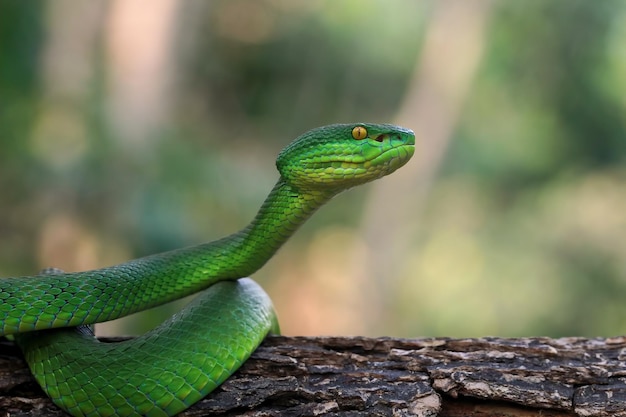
[198,178,335,278]
[0,178,336,335]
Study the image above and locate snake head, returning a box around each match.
[276,123,415,192]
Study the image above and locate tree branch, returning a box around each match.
[2,336,626,416]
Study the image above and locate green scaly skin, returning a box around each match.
[1,123,415,416]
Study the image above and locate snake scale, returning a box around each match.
[0,123,415,416]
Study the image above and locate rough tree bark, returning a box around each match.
[2,335,626,417]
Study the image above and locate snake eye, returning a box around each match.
[351,126,368,140]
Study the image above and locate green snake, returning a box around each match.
[1,123,415,417]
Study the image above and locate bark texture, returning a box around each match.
[2,335,626,416]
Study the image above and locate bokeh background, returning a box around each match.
[1,0,625,338]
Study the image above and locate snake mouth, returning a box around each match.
[307,144,414,181]
[318,143,415,166]
[369,143,415,166]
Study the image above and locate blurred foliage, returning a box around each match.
[0,0,625,338]
[408,0,626,337]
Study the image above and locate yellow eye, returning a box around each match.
[351,126,368,140]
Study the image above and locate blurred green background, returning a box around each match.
[1,0,625,338]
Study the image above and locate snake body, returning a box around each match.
[1,123,415,416]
